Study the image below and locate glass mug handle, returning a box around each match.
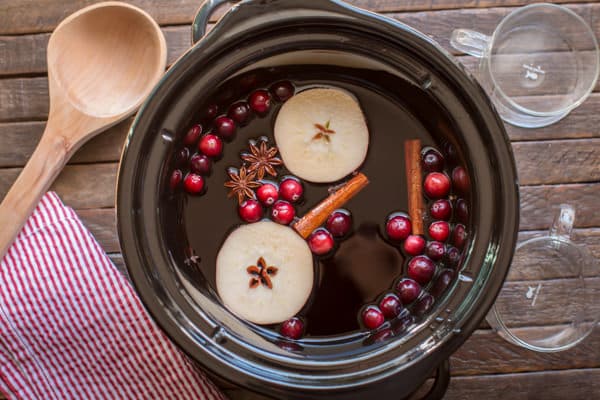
[450,29,491,58]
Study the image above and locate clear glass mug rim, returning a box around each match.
[474,2,600,118]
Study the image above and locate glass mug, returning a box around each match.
[451,3,599,128]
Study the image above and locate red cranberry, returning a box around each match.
[170,169,182,190]
[455,199,469,224]
[444,246,461,269]
[175,147,190,166]
[424,172,451,199]
[190,153,212,175]
[256,183,279,206]
[326,209,352,237]
[452,167,470,195]
[238,199,263,223]
[430,269,455,298]
[361,306,385,330]
[308,228,334,255]
[279,178,303,203]
[403,235,425,256]
[425,241,445,261]
[270,81,295,102]
[183,124,202,146]
[413,293,435,317]
[183,173,205,194]
[271,200,295,225]
[429,199,452,221]
[428,221,450,242]
[249,89,271,114]
[206,104,218,119]
[280,317,304,340]
[228,101,251,125]
[386,213,412,241]
[379,294,402,319]
[452,224,468,249]
[198,134,223,158]
[443,141,458,165]
[421,148,445,172]
[215,116,236,139]
[408,255,436,285]
[395,278,422,304]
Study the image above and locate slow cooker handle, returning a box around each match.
[192,0,241,43]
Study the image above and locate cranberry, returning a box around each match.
[429,199,452,221]
[428,221,450,242]
[452,224,468,249]
[425,241,445,261]
[452,166,470,195]
[443,141,458,165]
[228,101,251,125]
[403,235,425,256]
[371,328,394,344]
[455,199,469,224]
[424,172,451,199]
[215,116,236,139]
[183,124,202,146]
[271,200,295,225]
[170,169,182,190]
[238,199,263,223]
[279,178,303,203]
[308,228,335,255]
[421,148,445,172]
[256,182,279,206]
[361,305,385,330]
[175,147,190,166]
[190,153,212,175]
[413,293,435,317]
[249,89,271,114]
[386,213,412,241]
[430,269,455,298]
[198,134,223,158]
[270,80,295,102]
[280,317,304,340]
[183,173,205,194]
[408,255,436,285]
[444,246,461,269]
[379,293,403,319]
[395,278,422,304]
[206,104,218,119]
[326,209,352,237]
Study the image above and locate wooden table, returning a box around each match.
[1,1,599,398]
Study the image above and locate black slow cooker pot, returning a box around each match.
[117,0,519,398]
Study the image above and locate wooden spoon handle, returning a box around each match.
[0,132,69,261]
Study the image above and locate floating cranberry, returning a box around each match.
[228,101,251,125]
[279,178,303,203]
[249,89,271,114]
[198,134,223,158]
[308,228,335,255]
[238,199,263,223]
[424,172,451,199]
[361,306,385,330]
[215,116,236,139]
[443,141,458,165]
[206,104,219,119]
[386,213,412,241]
[428,221,450,242]
[429,199,452,221]
[175,147,190,166]
[430,269,455,298]
[190,153,212,175]
[408,255,436,285]
[413,293,435,317]
[425,241,445,261]
[270,80,295,102]
[379,294,403,319]
[395,278,422,304]
[183,173,205,194]
[421,148,445,172]
[170,169,182,190]
[455,199,469,224]
[183,124,202,146]
[452,224,468,249]
[326,209,352,237]
[403,235,425,256]
[445,246,461,269]
[256,182,279,206]
[280,317,304,340]
[271,200,296,225]
[452,167,470,195]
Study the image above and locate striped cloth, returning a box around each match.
[0,192,225,400]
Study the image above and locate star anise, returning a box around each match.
[312,120,336,142]
[241,141,283,179]
[224,166,260,204]
[247,257,278,289]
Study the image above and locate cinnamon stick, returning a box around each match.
[405,139,424,235]
[293,173,369,239]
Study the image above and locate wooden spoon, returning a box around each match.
[0,2,166,260]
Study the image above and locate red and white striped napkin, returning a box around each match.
[0,192,225,400]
